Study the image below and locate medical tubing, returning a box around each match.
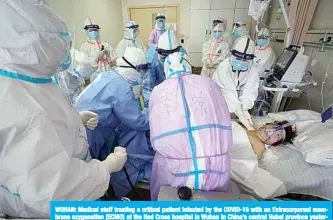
[274,114,301,130]
[122,167,143,200]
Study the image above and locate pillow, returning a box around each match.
[293,119,333,166]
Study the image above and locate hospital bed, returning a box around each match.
[252,110,333,201]
[259,144,333,201]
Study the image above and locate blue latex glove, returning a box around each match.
[321,107,332,123]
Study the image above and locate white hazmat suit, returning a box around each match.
[201,23,230,77]
[232,21,250,47]
[213,17,233,46]
[80,18,116,82]
[0,1,126,218]
[213,38,258,130]
[116,21,146,58]
[252,28,276,78]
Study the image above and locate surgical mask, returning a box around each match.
[233,29,240,37]
[231,57,249,71]
[157,22,165,30]
[59,50,72,72]
[214,31,223,40]
[88,31,100,40]
[257,39,268,47]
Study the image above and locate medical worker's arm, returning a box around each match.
[202,41,209,67]
[10,115,110,215]
[104,43,117,66]
[212,63,242,113]
[113,88,150,131]
[115,40,126,58]
[212,44,230,67]
[239,67,260,110]
[147,30,157,46]
[146,46,157,64]
[80,44,100,69]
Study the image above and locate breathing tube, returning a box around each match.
[274,113,301,131]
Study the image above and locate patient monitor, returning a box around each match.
[274,45,310,87]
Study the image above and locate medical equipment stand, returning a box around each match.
[262,82,301,112]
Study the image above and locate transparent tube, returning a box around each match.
[274,113,301,131]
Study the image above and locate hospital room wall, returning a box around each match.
[121,0,191,51]
[267,0,333,112]
[46,0,124,50]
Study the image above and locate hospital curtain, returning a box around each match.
[287,0,319,46]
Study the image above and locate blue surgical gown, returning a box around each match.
[75,70,155,198]
[143,46,187,108]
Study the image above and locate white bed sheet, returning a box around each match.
[259,144,333,200]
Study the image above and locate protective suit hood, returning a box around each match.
[164,52,192,79]
[212,23,225,41]
[233,21,249,37]
[124,21,139,40]
[0,0,70,78]
[116,47,146,83]
[157,30,180,51]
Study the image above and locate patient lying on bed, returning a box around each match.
[230,120,297,198]
[242,121,297,160]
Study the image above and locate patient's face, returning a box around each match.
[258,124,285,145]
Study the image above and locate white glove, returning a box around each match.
[235,109,254,131]
[101,147,127,173]
[79,111,99,130]
[243,110,254,127]
[133,85,142,99]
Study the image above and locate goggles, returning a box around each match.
[213,19,224,25]
[84,24,100,30]
[120,57,151,72]
[231,49,255,61]
[127,24,139,29]
[157,46,181,57]
[156,15,166,20]
[257,35,269,40]
[233,23,245,28]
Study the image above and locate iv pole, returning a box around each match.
[278,0,291,48]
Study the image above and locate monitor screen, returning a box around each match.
[276,49,295,69]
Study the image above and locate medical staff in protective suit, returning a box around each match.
[213,37,258,131]
[149,52,232,201]
[80,18,117,82]
[143,30,186,107]
[0,1,127,218]
[213,17,233,46]
[55,49,98,105]
[253,27,276,78]
[76,47,154,198]
[201,23,230,77]
[147,13,167,47]
[116,21,146,57]
[232,21,250,46]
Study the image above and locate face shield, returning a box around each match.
[87,28,100,40]
[156,18,166,30]
[256,28,271,48]
[157,46,181,64]
[230,38,255,72]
